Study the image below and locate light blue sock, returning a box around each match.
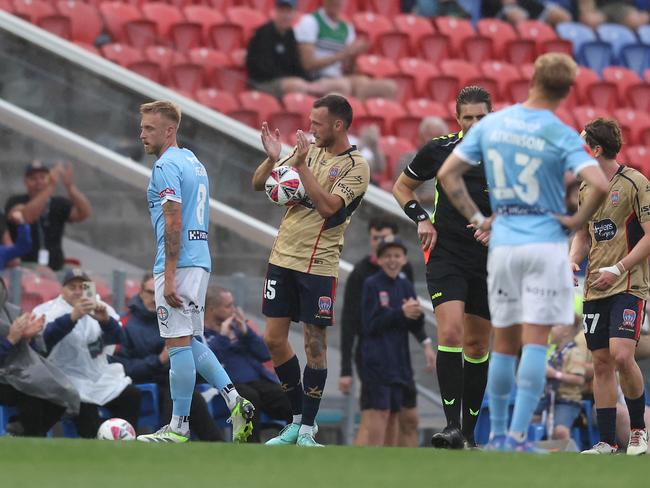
[191,337,237,407]
[169,346,196,418]
[509,344,548,440]
[487,352,517,437]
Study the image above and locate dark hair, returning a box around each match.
[584,118,623,159]
[313,94,353,129]
[141,272,153,287]
[456,86,492,116]
[368,216,399,234]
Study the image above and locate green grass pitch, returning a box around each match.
[0,437,646,488]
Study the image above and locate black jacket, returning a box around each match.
[246,21,307,83]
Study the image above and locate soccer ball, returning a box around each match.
[265,166,305,206]
[97,418,136,441]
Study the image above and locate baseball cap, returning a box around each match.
[62,268,91,286]
[376,235,407,257]
[276,0,297,7]
[24,160,50,176]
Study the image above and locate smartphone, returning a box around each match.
[82,281,97,303]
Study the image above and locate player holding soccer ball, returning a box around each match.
[252,94,370,447]
[137,100,255,443]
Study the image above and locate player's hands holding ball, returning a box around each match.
[261,121,282,163]
[402,298,422,320]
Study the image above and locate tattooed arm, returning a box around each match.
[163,201,183,308]
[437,153,486,228]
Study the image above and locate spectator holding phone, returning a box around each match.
[33,268,141,438]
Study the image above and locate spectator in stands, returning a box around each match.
[350,125,386,184]
[340,218,434,447]
[294,0,397,101]
[414,0,471,17]
[0,209,31,272]
[110,273,223,441]
[359,236,425,446]
[575,0,649,30]
[0,277,78,437]
[33,268,141,438]
[482,0,572,26]
[395,117,449,204]
[5,161,92,271]
[203,285,292,443]
[246,0,349,98]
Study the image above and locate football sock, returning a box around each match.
[596,408,618,445]
[462,352,489,442]
[437,346,463,428]
[301,366,327,427]
[275,355,303,416]
[487,352,516,437]
[169,346,195,433]
[509,344,547,439]
[190,338,238,408]
[625,391,646,430]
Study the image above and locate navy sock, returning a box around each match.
[274,355,303,416]
[596,407,618,445]
[301,366,327,427]
[625,392,646,430]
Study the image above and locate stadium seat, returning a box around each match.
[584,80,618,112]
[282,92,316,128]
[195,88,238,113]
[480,61,520,101]
[229,48,246,68]
[101,43,143,67]
[183,5,224,45]
[555,106,577,129]
[393,13,434,55]
[210,66,248,94]
[462,34,494,65]
[440,59,479,88]
[506,78,531,103]
[466,75,499,101]
[141,2,184,39]
[205,0,237,8]
[0,0,13,12]
[37,14,72,40]
[516,20,558,51]
[170,23,201,52]
[19,271,61,312]
[135,383,160,433]
[426,75,460,105]
[239,90,282,123]
[620,43,650,78]
[406,98,448,119]
[12,0,53,23]
[572,105,610,132]
[268,110,303,145]
[476,18,516,55]
[376,32,411,59]
[245,0,274,10]
[434,16,475,53]
[624,145,650,174]
[378,136,414,181]
[365,97,405,135]
[347,95,367,118]
[99,2,157,47]
[188,47,230,83]
[614,108,650,145]
[225,6,266,42]
[56,1,102,45]
[417,32,451,64]
[74,41,99,54]
[398,58,439,97]
[295,0,319,12]
[366,0,399,17]
[351,114,386,136]
[144,45,185,79]
[556,21,597,58]
[352,12,393,47]
[355,54,399,79]
[128,60,164,83]
[596,23,638,61]
[538,38,573,56]
[167,62,204,95]
[627,83,650,112]
[602,66,641,106]
[573,66,600,105]
[226,108,259,128]
[392,115,422,146]
[208,22,245,53]
[577,41,614,75]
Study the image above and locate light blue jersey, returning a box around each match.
[454,104,597,247]
[147,147,211,274]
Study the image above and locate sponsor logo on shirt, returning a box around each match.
[188,230,208,241]
[379,291,390,307]
[610,191,620,206]
[159,188,176,199]
[593,219,617,241]
[622,308,637,330]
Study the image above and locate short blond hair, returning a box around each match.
[139,100,181,127]
[532,53,577,102]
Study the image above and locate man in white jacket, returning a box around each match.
[34,268,141,437]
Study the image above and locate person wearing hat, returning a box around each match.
[246,0,348,98]
[4,160,92,270]
[358,236,424,446]
[33,268,141,437]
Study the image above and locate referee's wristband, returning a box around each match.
[403,200,430,224]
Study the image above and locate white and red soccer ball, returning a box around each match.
[265,166,305,207]
[97,418,136,441]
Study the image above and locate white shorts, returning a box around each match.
[487,242,574,328]
[154,267,209,338]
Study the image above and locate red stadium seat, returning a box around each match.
[506,78,531,103]
[389,73,417,104]
[462,35,494,64]
[516,20,558,52]
[209,22,245,52]
[246,0,274,10]
[128,60,164,83]
[12,0,53,23]
[519,63,535,80]
[379,136,415,180]
[230,48,246,68]
[365,97,406,135]
[466,76,499,102]
[355,54,399,78]
[602,66,642,106]
[99,2,157,47]
[167,62,204,95]
[556,106,577,129]
[239,90,282,122]
[392,115,422,146]
[74,41,99,54]
[538,38,572,56]
[56,1,102,44]
[144,45,185,78]
[195,88,238,113]
[205,0,237,8]
[440,59,480,88]
[347,95,367,118]
[627,84,650,113]
[624,145,650,173]
[504,38,536,65]
[376,32,411,59]
[393,14,434,55]
[352,12,393,47]
[210,66,248,94]
[614,108,650,146]
[417,32,450,64]
[477,18,516,55]
[434,16,475,53]
[183,5,224,45]
[572,105,610,131]
[227,109,259,128]
[481,61,520,101]
[101,43,143,66]
[225,6,266,41]
[426,75,460,104]
[141,2,183,39]
[282,92,316,128]
[367,0,400,17]
[0,0,14,11]
[296,0,319,12]
[406,98,448,119]
[573,66,601,105]
[585,80,619,112]
[351,114,385,135]
[188,47,230,82]
[268,110,304,145]
[398,57,439,97]
[37,14,71,39]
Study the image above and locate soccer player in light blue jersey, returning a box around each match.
[438,54,609,452]
[136,101,254,443]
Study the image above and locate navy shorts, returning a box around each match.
[361,382,404,413]
[582,293,646,351]
[262,263,337,327]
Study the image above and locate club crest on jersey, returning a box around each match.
[611,191,620,206]
[157,306,169,322]
[379,291,390,307]
[328,166,340,181]
[318,296,332,315]
[622,309,636,329]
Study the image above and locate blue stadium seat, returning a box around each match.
[597,23,638,61]
[135,383,160,432]
[556,22,597,58]
[0,405,17,436]
[621,43,650,77]
[578,41,614,75]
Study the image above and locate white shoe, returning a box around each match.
[581,441,618,454]
[137,424,189,443]
[626,428,648,456]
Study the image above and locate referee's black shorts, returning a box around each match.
[426,248,490,321]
